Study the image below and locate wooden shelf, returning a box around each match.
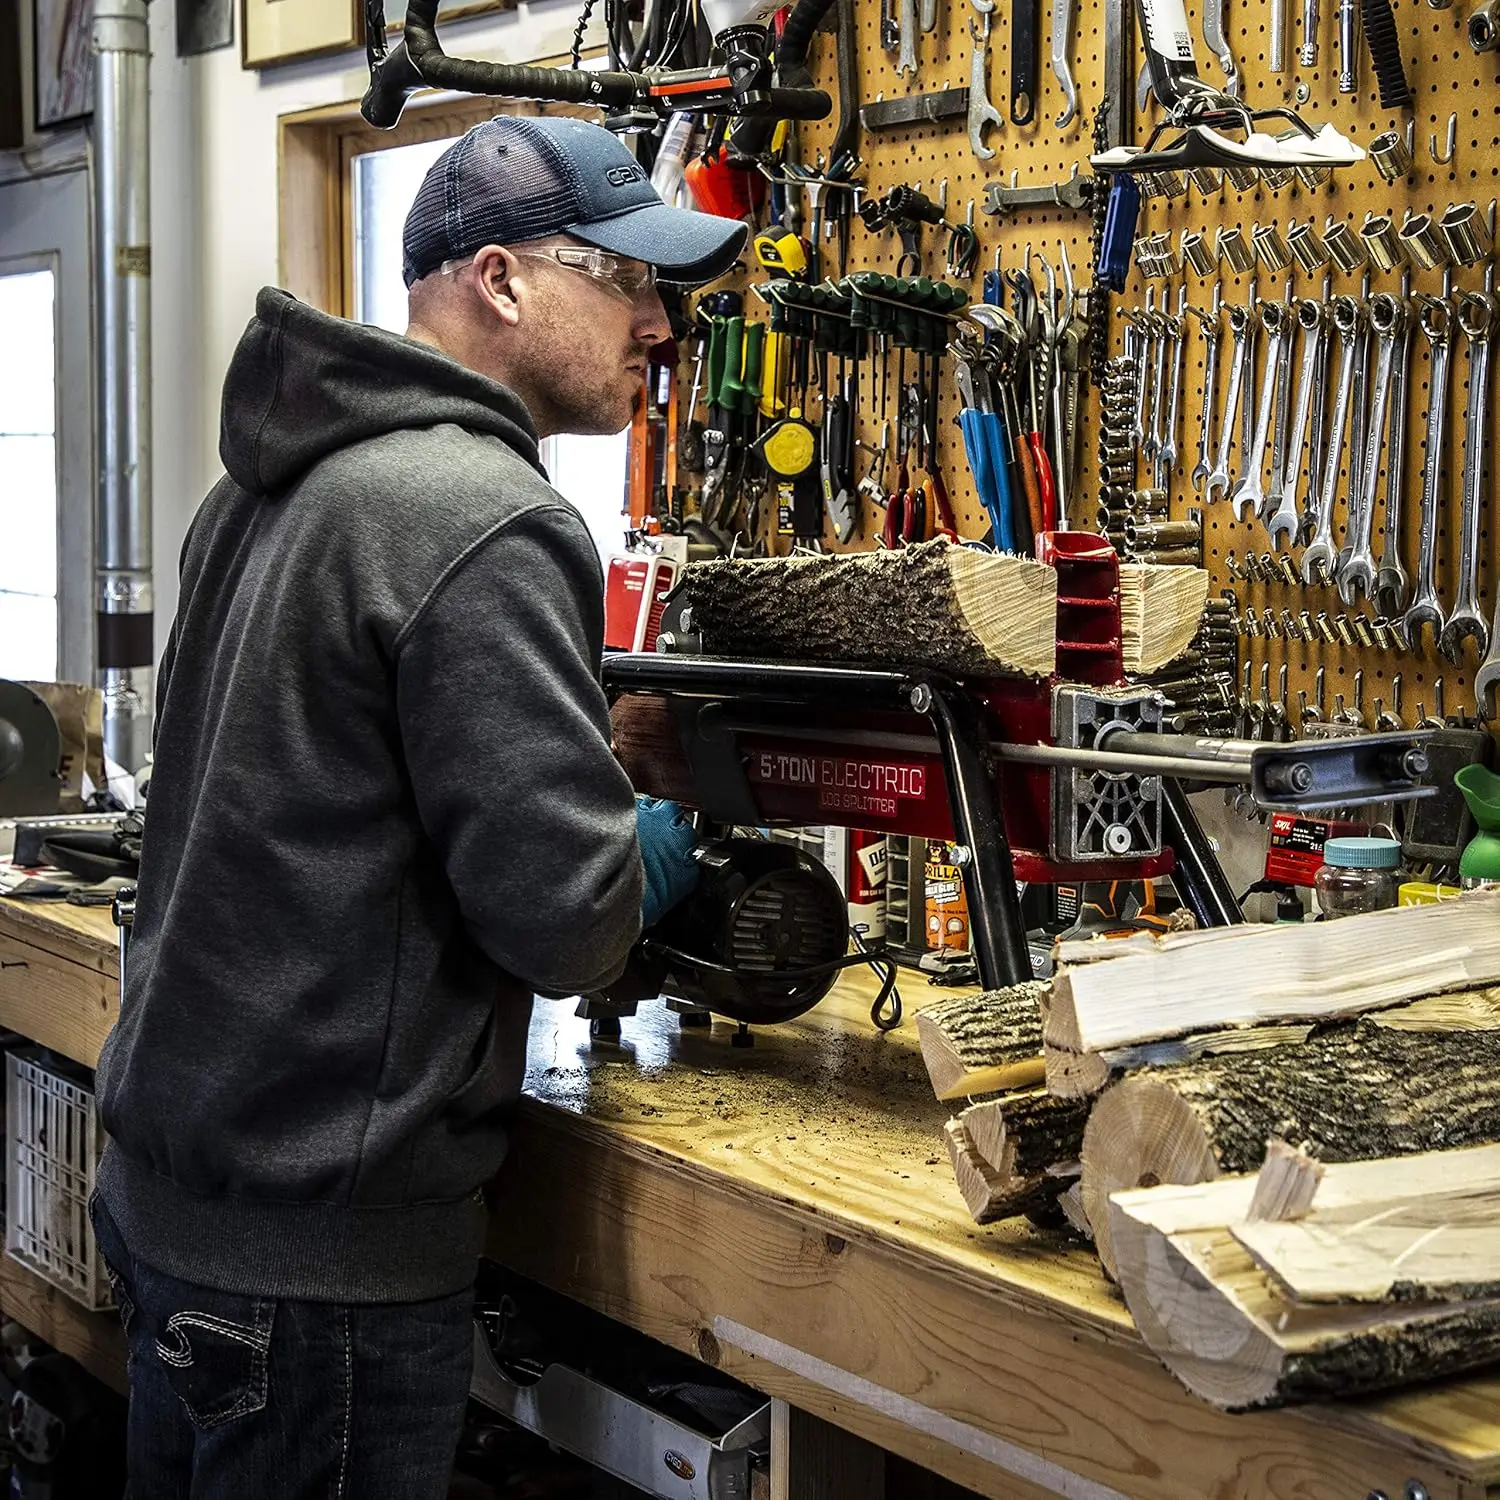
[0,1251,126,1395]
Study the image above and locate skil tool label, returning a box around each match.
[749,753,928,820]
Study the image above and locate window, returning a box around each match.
[348,134,631,560]
[0,263,58,681]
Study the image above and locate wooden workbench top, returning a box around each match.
[2,897,1497,1498]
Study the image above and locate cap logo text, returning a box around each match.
[606,164,646,187]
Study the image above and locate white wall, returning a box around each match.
[147,0,604,644]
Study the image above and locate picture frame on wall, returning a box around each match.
[34,0,93,130]
[380,0,514,32]
[241,0,362,68]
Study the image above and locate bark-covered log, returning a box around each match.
[1044,1023,1315,1101]
[916,982,1048,1101]
[681,540,1058,678]
[1080,1021,1500,1279]
[942,1088,1090,1225]
[1110,1157,1500,1409]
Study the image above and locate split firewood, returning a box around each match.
[1233,1142,1500,1303]
[1079,1021,1500,1278]
[1116,563,1208,674]
[1047,887,1500,1055]
[681,540,1058,678]
[1044,1023,1314,1101]
[1245,1139,1323,1222]
[943,1089,1090,1224]
[916,982,1048,1102]
[1367,984,1500,1031]
[1109,1145,1500,1409]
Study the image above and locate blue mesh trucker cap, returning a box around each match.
[402,115,749,289]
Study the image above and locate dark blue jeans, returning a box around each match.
[89,1194,475,1500]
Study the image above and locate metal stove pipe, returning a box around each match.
[92,0,153,779]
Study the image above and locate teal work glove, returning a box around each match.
[636,795,699,930]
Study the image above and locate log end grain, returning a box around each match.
[1080,1078,1221,1280]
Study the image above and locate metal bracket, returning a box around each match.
[982,165,1095,215]
[860,87,970,130]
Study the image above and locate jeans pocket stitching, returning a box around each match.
[156,1300,275,1430]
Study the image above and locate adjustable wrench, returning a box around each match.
[1052,0,1078,127]
[1190,291,1222,494]
[1207,303,1252,504]
[898,0,919,75]
[1268,299,1323,547]
[1401,297,1454,651]
[968,3,1003,159]
[1373,278,1413,617]
[1231,301,1288,520]
[1440,290,1494,663]
[1336,293,1400,605]
[1159,287,1188,483]
[1301,296,1362,585]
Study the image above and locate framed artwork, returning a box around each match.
[33,0,93,130]
[241,0,362,68]
[380,0,514,34]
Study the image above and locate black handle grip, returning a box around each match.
[1010,0,1038,125]
[361,39,426,128]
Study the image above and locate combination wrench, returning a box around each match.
[1263,286,1298,531]
[1401,296,1454,652]
[1190,291,1222,494]
[1203,0,1240,93]
[967,0,1004,159]
[1231,300,1289,520]
[1207,303,1253,504]
[1269,298,1324,548]
[1144,297,1169,474]
[1301,295,1362,585]
[1439,289,1494,663]
[1159,287,1188,483]
[1372,279,1413,617]
[1336,292,1402,605]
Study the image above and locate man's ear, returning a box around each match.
[470,245,523,328]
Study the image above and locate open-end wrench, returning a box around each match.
[1269,298,1324,548]
[967,3,1003,159]
[1052,0,1078,127]
[1159,287,1188,483]
[1336,292,1401,605]
[1207,303,1252,504]
[1344,283,1373,535]
[1440,289,1494,663]
[922,0,939,30]
[1232,301,1288,520]
[1239,281,1259,495]
[1373,281,1413,618]
[1301,296,1362,585]
[1401,296,1454,652]
[898,0,919,75]
[1190,290,1222,494]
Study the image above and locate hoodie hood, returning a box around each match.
[220,288,542,496]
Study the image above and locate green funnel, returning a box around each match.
[1455,764,1500,882]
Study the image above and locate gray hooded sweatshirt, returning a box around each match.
[94,287,643,1304]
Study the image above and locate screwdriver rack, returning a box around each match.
[676,0,1500,737]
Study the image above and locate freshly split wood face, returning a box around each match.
[1109,1143,1500,1410]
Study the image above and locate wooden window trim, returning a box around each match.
[277,55,597,315]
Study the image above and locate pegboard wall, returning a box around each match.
[681,0,1500,729]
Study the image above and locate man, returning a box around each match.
[90,114,746,1498]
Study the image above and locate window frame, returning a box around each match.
[277,69,597,318]
[0,248,67,683]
